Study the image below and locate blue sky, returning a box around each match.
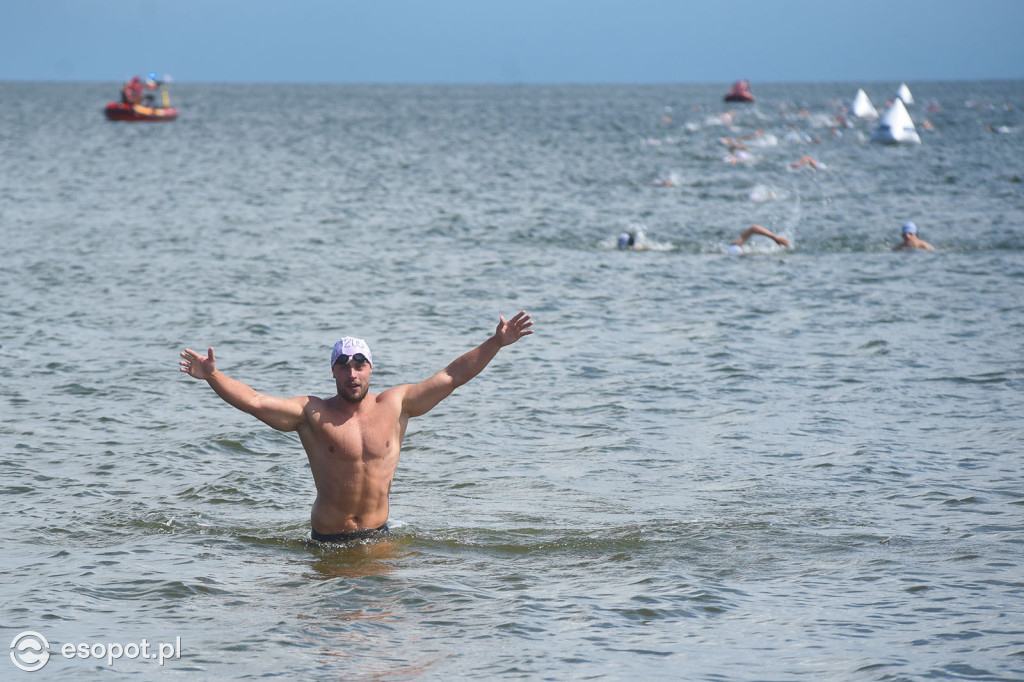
[2,0,1022,84]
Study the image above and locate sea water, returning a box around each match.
[1,80,1023,679]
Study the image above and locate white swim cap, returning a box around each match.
[727,244,744,255]
[331,337,373,368]
[617,233,634,249]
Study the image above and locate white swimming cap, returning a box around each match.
[331,337,373,368]
[727,244,744,255]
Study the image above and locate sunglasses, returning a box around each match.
[333,353,370,369]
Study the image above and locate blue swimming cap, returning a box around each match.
[902,221,917,234]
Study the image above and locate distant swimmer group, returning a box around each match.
[619,87,945,257]
[614,219,936,254]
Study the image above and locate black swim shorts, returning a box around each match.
[310,523,390,543]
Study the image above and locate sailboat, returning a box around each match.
[851,89,878,119]
[895,83,914,106]
[870,98,921,144]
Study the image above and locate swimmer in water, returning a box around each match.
[724,150,753,165]
[893,221,933,250]
[180,312,534,543]
[790,155,826,170]
[617,232,637,249]
[727,224,791,255]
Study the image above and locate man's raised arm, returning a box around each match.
[401,311,533,419]
[180,347,306,432]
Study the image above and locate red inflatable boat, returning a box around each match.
[104,101,178,122]
[724,80,755,103]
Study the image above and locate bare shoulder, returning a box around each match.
[379,383,429,419]
[302,394,326,410]
[296,394,332,422]
[376,384,410,406]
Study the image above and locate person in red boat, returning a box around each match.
[120,76,143,105]
[141,73,161,106]
[724,80,754,103]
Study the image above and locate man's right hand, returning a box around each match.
[180,347,216,380]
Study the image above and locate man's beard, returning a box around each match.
[340,385,368,404]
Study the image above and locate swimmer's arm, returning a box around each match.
[400,311,533,418]
[180,347,307,431]
[734,224,790,248]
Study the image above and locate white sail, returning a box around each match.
[895,83,914,105]
[851,89,878,119]
[870,98,921,144]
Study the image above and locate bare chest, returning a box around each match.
[301,401,403,472]
[319,418,396,463]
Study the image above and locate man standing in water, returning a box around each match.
[180,311,533,543]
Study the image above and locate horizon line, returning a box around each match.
[3,76,1022,87]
